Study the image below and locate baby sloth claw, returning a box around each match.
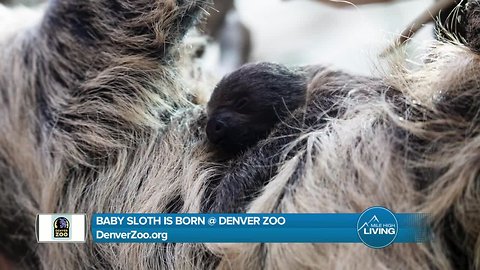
[206,62,307,153]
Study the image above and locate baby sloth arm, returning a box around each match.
[205,62,308,155]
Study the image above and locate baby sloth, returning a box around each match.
[206,62,307,153]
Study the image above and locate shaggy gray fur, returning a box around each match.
[0,0,479,269]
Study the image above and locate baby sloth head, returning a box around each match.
[206,62,307,153]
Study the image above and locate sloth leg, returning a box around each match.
[24,0,212,159]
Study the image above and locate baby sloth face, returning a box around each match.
[206,62,307,153]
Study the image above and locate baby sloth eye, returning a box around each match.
[234,97,249,110]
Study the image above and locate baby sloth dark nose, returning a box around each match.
[206,118,227,144]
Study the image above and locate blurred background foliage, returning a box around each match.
[1,0,437,76]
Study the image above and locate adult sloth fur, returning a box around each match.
[0,0,479,269]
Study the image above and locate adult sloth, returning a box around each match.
[0,0,479,269]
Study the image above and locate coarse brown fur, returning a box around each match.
[0,0,479,269]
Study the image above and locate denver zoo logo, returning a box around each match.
[357,207,398,248]
[53,217,70,238]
